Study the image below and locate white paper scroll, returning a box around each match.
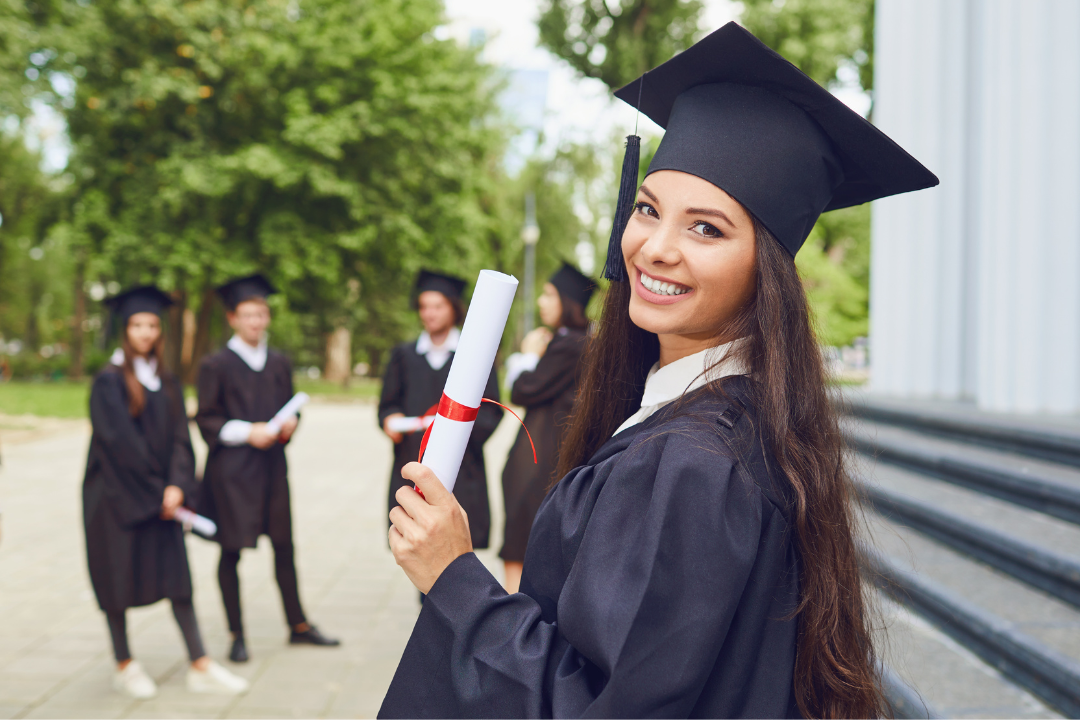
[387,415,434,434]
[422,270,518,492]
[174,507,218,537]
[266,392,310,435]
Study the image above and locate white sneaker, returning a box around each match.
[113,660,158,699]
[186,660,249,695]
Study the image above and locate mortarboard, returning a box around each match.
[216,274,278,311]
[603,21,939,279]
[103,285,174,324]
[413,269,467,306]
[549,263,596,309]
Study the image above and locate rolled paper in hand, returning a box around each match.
[265,392,310,435]
[386,415,434,434]
[174,507,218,538]
[421,270,518,492]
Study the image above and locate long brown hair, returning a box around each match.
[120,322,168,417]
[558,219,885,718]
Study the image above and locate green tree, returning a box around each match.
[29,0,510,381]
[538,0,704,89]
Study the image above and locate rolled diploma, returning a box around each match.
[265,392,310,435]
[174,507,218,537]
[387,415,433,433]
[421,270,518,492]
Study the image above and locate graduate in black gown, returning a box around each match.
[84,286,248,699]
[500,263,593,592]
[380,23,938,719]
[195,275,339,663]
[378,270,502,552]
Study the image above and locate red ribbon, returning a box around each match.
[415,394,537,495]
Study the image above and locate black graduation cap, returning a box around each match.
[549,262,596,309]
[413,269,467,305]
[103,285,174,324]
[216,274,278,311]
[603,21,938,278]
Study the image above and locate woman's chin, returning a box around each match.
[628,299,684,336]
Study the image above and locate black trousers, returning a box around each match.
[218,542,307,636]
[106,599,205,663]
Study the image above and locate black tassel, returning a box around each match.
[603,134,641,282]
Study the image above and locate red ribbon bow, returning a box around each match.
[417,393,536,465]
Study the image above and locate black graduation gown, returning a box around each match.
[380,376,802,719]
[83,367,198,613]
[378,340,502,549]
[500,328,587,562]
[195,347,295,551]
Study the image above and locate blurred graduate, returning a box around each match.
[378,270,502,557]
[84,286,247,699]
[499,263,593,592]
[380,22,938,719]
[195,275,339,663]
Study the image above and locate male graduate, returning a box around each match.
[195,275,339,662]
[378,270,502,556]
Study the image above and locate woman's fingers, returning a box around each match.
[401,462,452,505]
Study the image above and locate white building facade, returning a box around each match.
[870,0,1080,414]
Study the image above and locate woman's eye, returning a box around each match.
[635,201,658,218]
[692,221,723,238]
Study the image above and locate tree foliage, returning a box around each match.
[537,0,704,89]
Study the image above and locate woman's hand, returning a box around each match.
[382,413,406,444]
[521,327,553,357]
[278,416,299,443]
[248,422,278,449]
[161,485,184,520]
[389,462,473,594]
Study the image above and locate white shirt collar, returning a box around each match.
[227,334,268,372]
[614,339,748,435]
[416,327,460,371]
[110,348,161,391]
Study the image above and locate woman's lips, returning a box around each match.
[633,268,694,306]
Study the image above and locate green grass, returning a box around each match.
[0,375,381,419]
[0,380,92,418]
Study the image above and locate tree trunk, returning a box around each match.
[184,284,217,384]
[324,326,351,385]
[164,289,187,379]
[69,260,87,379]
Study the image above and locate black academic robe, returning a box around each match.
[378,340,502,549]
[83,366,198,613]
[195,347,295,551]
[500,328,587,562]
[380,376,802,719]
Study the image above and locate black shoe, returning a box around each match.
[229,635,249,663]
[289,625,340,647]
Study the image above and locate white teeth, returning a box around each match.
[641,273,687,296]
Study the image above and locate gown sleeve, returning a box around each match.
[89,372,168,528]
[378,345,406,425]
[509,335,580,408]
[194,357,229,453]
[380,426,766,718]
[166,377,198,500]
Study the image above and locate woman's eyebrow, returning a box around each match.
[638,185,659,203]
[687,206,736,228]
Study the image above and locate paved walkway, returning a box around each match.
[0,402,517,719]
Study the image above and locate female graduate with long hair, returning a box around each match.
[500,263,594,592]
[380,23,938,719]
[84,286,248,699]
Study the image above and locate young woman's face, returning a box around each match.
[418,291,456,336]
[126,313,161,356]
[537,283,563,329]
[622,170,757,347]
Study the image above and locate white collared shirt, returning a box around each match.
[109,348,161,391]
[227,334,268,372]
[416,327,460,371]
[614,340,748,435]
[218,334,269,446]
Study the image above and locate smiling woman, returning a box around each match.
[379,22,937,720]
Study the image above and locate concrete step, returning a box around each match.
[843,391,1080,468]
[865,514,1080,716]
[847,419,1080,525]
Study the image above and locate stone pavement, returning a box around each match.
[0,401,517,719]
